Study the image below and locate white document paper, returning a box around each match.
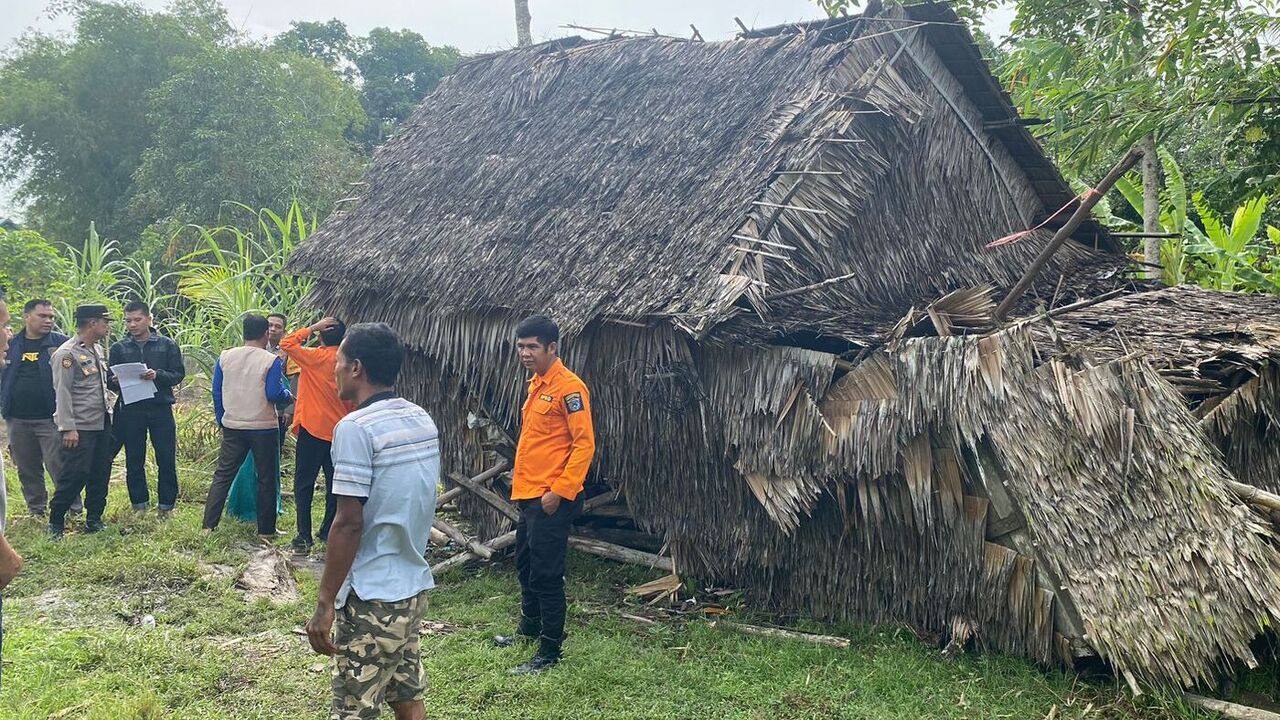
[111,362,157,405]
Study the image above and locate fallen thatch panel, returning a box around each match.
[1035,285,1280,495]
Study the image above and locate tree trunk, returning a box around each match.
[514,0,532,47]
[1140,132,1162,280]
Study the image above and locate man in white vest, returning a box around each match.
[202,313,294,542]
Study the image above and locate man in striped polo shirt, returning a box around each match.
[305,322,438,720]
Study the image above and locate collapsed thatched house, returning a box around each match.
[289,2,1280,690]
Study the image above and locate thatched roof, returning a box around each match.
[1034,284,1280,405]
[290,1,1125,343]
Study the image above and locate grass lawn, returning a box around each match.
[0,467,1218,719]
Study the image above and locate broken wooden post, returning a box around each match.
[439,460,508,509]
[433,530,518,574]
[1183,693,1280,720]
[433,490,656,574]
[712,620,851,649]
[993,145,1144,321]
[432,517,494,560]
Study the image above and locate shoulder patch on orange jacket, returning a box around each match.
[564,392,584,413]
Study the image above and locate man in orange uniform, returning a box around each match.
[280,316,353,553]
[495,314,595,675]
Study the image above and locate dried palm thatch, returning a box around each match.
[287,0,1280,692]
[1034,285,1280,495]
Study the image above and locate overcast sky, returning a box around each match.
[0,0,1014,220]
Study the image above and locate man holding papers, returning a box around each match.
[107,301,186,517]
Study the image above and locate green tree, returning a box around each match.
[0,0,229,246]
[273,19,355,73]
[356,28,459,146]
[0,227,71,308]
[126,46,367,246]
[274,20,459,148]
[1003,1,1277,173]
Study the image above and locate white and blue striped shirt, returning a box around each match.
[331,393,439,608]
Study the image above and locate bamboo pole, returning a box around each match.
[713,621,851,649]
[994,146,1144,320]
[1227,480,1280,513]
[751,200,828,216]
[764,271,861,301]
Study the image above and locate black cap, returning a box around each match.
[73,304,111,322]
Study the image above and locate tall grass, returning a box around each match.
[8,200,318,373]
[2,200,317,469]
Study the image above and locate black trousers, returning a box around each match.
[293,427,335,543]
[114,402,179,510]
[203,427,280,534]
[50,422,114,530]
[514,494,583,648]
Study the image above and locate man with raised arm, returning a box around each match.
[278,316,352,553]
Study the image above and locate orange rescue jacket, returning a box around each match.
[511,358,595,501]
[278,327,353,441]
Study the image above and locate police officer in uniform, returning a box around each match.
[48,305,114,538]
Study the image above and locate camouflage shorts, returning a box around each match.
[330,590,430,720]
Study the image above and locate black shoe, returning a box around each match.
[85,520,106,534]
[291,536,314,554]
[48,525,65,540]
[510,651,560,675]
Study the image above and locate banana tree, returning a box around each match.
[1189,193,1271,291]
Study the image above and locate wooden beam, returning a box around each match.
[449,471,519,522]
[1183,694,1280,720]
[567,536,674,572]
[993,146,1144,320]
